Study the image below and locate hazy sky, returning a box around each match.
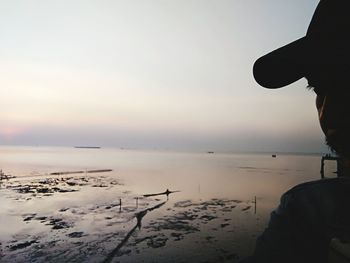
[0,0,325,152]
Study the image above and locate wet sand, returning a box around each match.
[0,148,325,262]
[0,173,262,262]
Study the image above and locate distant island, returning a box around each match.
[74,146,101,149]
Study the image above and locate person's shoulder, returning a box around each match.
[278,177,350,211]
[285,177,350,196]
[274,177,350,218]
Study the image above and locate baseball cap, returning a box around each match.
[253,0,350,89]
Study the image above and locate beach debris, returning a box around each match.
[143,189,180,198]
[12,184,77,195]
[241,206,251,211]
[6,176,120,200]
[0,169,15,180]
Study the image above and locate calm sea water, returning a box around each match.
[0,146,335,262]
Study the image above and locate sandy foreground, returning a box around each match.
[0,172,263,263]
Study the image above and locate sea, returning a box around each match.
[0,146,336,262]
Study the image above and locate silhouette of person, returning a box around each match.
[243,1,350,262]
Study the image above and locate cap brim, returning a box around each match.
[253,37,307,89]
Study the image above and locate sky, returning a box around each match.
[0,0,326,153]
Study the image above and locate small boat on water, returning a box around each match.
[272,154,277,158]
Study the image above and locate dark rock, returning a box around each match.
[67,232,84,238]
[9,240,37,251]
[200,215,217,221]
[147,236,168,248]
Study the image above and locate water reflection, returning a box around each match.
[0,146,328,262]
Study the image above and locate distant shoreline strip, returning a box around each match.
[50,169,112,175]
